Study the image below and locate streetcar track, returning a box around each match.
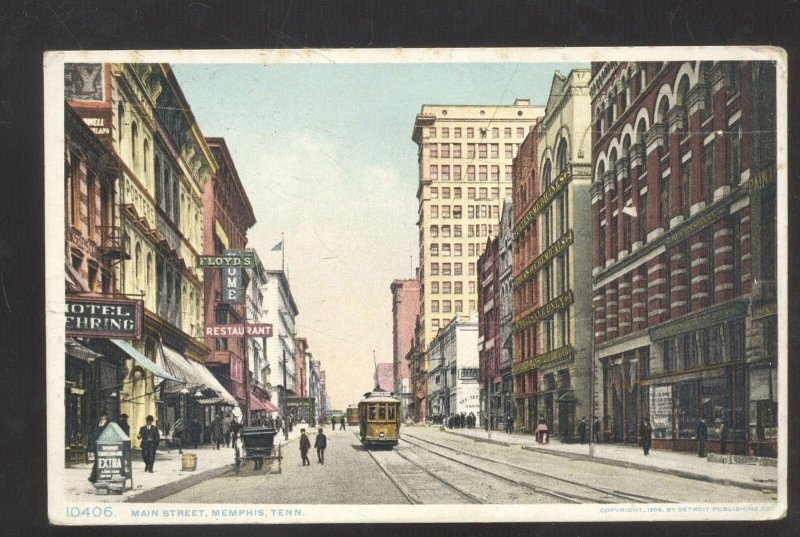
[398,437,588,504]
[356,431,482,504]
[401,434,674,504]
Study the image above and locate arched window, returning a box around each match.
[143,139,150,174]
[542,160,552,189]
[134,241,141,279]
[597,160,605,182]
[676,76,690,107]
[130,121,138,167]
[146,252,152,288]
[117,103,124,146]
[609,148,618,182]
[656,96,670,124]
[556,139,568,175]
[622,136,632,189]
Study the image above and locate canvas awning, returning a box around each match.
[158,344,208,394]
[109,339,180,382]
[249,393,279,413]
[65,337,103,363]
[185,359,238,407]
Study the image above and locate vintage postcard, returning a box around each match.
[45,47,787,524]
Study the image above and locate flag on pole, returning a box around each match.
[271,240,283,251]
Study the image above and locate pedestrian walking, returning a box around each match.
[315,427,327,464]
[210,414,224,450]
[340,416,346,430]
[275,415,282,432]
[116,413,130,438]
[696,418,708,457]
[592,416,601,443]
[223,414,232,447]
[188,418,201,448]
[638,417,653,456]
[469,412,476,429]
[331,417,336,431]
[88,412,110,483]
[535,414,549,444]
[230,417,241,448]
[719,419,728,454]
[172,417,185,454]
[578,417,588,444]
[299,429,311,466]
[506,414,514,434]
[137,415,160,473]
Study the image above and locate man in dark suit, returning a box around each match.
[137,415,161,472]
[314,427,327,464]
[88,412,109,483]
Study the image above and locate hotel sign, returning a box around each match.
[196,252,255,268]
[66,297,143,339]
[204,324,273,338]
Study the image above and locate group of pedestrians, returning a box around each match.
[299,427,327,466]
[444,411,477,429]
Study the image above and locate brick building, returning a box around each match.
[590,61,777,455]
[477,236,501,429]
[391,274,420,419]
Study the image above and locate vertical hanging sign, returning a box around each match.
[223,249,242,304]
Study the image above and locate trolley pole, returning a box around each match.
[242,266,250,428]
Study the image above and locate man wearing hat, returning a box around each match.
[314,427,327,464]
[88,412,109,483]
[299,429,311,466]
[137,415,161,473]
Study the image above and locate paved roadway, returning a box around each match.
[158,426,775,504]
[158,426,408,504]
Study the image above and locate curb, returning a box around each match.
[518,444,777,493]
[124,462,236,503]
[443,429,776,493]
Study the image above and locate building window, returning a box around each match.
[430,144,438,158]
[660,176,671,230]
[454,127,461,138]
[429,127,436,137]
[453,206,462,219]
[430,263,439,275]
[453,144,461,158]
[664,337,679,371]
[430,165,438,180]
[431,282,439,294]
[467,166,475,181]
[733,215,742,296]
[443,301,452,313]
[430,224,439,237]
[491,144,499,158]
[430,244,438,256]
[442,127,449,139]
[442,206,450,219]
[454,225,462,237]
[491,166,499,181]
[431,187,438,199]
[479,144,487,159]
[454,165,462,180]
[517,127,524,138]
[704,143,715,204]
[706,227,715,302]
[467,127,474,138]
[469,281,475,294]
[453,187,461,199]
[728,123,741,185]
[468,263,475,276]
[442,243,451,256]
[431,205,438,218]
[442,166,450,181]
[681,159,691,216]
[479,166,487,181]
[431,300,439,313]
[761,184,776,280]
[454,244,462,256]
[492,127,499,138]
[442,144,450,158]
[443,281,451,294]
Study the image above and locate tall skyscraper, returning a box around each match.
[411,100,543,419]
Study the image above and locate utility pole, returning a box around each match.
[589,307,595,458]
[282,348,288,440]
[242,259,250,428]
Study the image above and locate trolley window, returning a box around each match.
[388,405,396,420]
[368,405,376,419]
[378,405,386,420]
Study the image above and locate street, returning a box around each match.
[158,426,773,504]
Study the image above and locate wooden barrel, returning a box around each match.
[181,453,197,471]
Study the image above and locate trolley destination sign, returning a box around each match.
[204,324,273,338]
[66,297,143,339]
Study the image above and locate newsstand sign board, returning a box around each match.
[66,297,143,339]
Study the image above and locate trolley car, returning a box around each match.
[358,391,401,447]
[346,404,360,426]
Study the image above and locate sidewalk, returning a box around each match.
[433,425,778,492]
[64,428,306,503]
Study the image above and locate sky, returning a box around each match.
[171,60,587,410]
